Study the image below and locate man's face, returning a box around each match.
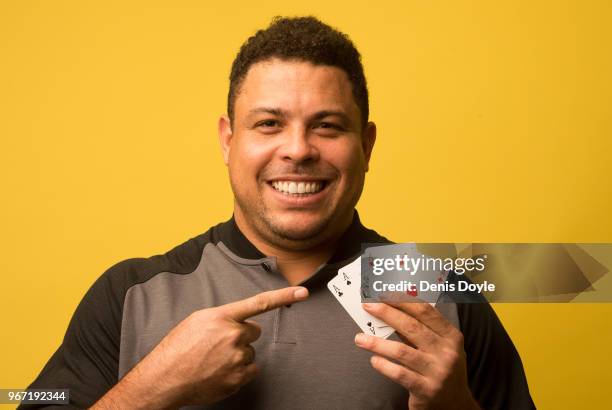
[219,58,376,249]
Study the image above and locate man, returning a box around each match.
[21,17,535,409]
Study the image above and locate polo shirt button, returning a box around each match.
[261,262,272,272]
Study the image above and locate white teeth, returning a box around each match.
[271,180,324,195]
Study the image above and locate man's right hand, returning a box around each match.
[90,286,309,409]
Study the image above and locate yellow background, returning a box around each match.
[1,1,611,408]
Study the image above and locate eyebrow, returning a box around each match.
[247,107,352,124]
[248,107,286,117]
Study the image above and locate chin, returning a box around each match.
[266,212,330,242]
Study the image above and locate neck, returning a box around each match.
[234,210,354,286]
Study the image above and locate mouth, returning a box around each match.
[268,180,328,197]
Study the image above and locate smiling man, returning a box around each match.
[218,55,376,286]
[20,17,535,410]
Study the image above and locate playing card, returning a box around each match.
[328,257,395,339]
[338,256,390,321]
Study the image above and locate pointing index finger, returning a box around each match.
[220,286,309,322]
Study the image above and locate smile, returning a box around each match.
[270,180,327,196]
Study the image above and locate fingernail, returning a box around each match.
[294,287,308,299]
[362,303,375,310]
[354,333,368,346]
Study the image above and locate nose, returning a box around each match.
[277,125,320,163]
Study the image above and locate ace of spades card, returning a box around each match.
[327,257,395,339]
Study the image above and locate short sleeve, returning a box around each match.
[458,302,537,409]
[17,263,128,409]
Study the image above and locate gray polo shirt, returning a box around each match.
[20,211,535,409]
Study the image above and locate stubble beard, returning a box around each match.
[235,193,336,250]
[233,183,363,251]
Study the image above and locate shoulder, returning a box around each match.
[19,224,224,407]
[71,225,221,329]
[99,226,217,296]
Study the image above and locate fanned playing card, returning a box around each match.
[328,257,395,339]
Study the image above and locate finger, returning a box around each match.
[238,320,262,344]
[220,287,309,322]
[362,303,438,349]
[242,345,255,365]
[369,355,426,393]
[354,333,432,375]
[386,301,459,338]
[238,362,259,386]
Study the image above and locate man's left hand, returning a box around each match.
[355,301,480,410]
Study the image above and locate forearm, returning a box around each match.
[90,355,183,410]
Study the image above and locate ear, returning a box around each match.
[218,115,233,165]
[362,121,377,172]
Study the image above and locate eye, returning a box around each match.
[317,122,338,129]
[313,122,344,135]
[257,119,280,128]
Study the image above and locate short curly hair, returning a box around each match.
[228,16,369,127]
